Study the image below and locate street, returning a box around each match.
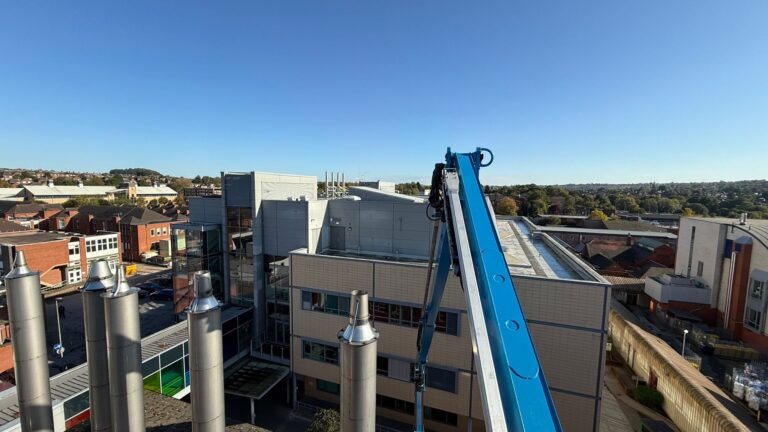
[43,269,175,375]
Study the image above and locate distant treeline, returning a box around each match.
[396,180,768,219]
[109,168,162,177]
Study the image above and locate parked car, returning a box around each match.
[149,289,174,301]
[137,282,164,293]
[137,288,149,299]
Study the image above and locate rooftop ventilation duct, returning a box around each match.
[103,267,145,431]
[338,290,378,432]
[187,271,225,432]
[5,251,55,432]
[81,260,115,432]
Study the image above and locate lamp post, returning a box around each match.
[681,329,689,357]
[54,297,64,358]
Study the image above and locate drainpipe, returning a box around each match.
[103,268,145,431]
[188,271,225,432]
[82,260,114,432]
[5,251,55,432]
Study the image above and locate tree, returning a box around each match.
[681,208,694,217]
[307,409,340,432]
[105,174,124,186]
[541,216,561,226]
[168,177,193,192]
[0,179,11,188]
[84,177,105,186]
[686,203,709,215]
[54,177,79,186]
[589,209,609,221]
[192,175,202,184]
[158,197,169,205]
[496,197,518,216]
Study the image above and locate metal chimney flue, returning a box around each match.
[338,290,378,432]
[5,251,55,432]
[187,271,225,432]
[81,260,114,432]
[103,267,145,432]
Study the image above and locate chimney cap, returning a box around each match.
[103,267,137,298]
[6,250,34,278]
[188,271,220,314]
[82,260,115,292]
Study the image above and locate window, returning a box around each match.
[424,407,458,426]
[370,300,459,336]
[57,219,65,229]
[162,227,167,235]
[751,280,765,300]
[151,229,155,237]
[69,244,79,256]
[316,379,340,395]
[746,307,763,331]
[696,261,704,277]
[376,395,414,415]
[302,291,350,316]
[302,340,339,364]
[426,366,457,393]
[377,356,389,375]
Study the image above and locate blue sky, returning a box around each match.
[1,1,766,185]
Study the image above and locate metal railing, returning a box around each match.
[251,340,290,365]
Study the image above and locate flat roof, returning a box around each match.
[535,224,678,239]
[687,216,768,245]
[0,231,74,245]
[497,219,606,282]
[348,186,426,203]
[24,185,117,197]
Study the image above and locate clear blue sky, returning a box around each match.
[1,1,766,185]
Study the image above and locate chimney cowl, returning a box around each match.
[188,271,219,313]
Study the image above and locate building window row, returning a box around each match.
[751,279,766,300]
[85,237,118,253]
[301,290,459,336]
[375,395,457,426]
[376,356,457,393]
[68,244,80,256]
[302,339,339,364]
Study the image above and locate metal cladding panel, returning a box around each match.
[328,200,362,251]
[263,201,309,257]
[189,197,225,224]
[359,202,395,254]
[392,204,433,256]
[259,182,316,201]
[223,174,254,207]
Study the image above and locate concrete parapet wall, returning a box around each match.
[609,307,754,432]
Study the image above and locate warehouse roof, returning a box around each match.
[24,184,117,197]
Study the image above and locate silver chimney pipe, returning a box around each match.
[342,173,345,196]
[325,171,329,198]
[187,271,225,432]
[82,260,114,432]
[103,268,145,432]
[5,251,55,432]
[337,290,378,432]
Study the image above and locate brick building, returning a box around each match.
[44,206,173,263]
[0,230,121,288]
[0,201,63,229]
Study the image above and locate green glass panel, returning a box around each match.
[160,359,185,396]
[144,371,161,393]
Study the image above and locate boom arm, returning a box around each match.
[415,148,562,431]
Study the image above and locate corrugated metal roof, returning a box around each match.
[537,225,678,239]
[24,185,117,197]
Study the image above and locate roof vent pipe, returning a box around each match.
[6,251,55,432]
[81,260,114,432]
[188,271,225,432]
[740,212,748,225]
[338,290,378,432]
[103,267,145,431]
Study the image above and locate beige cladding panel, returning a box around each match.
[373,262,466,310]
[515,277,607,330]
[292,338,340,383]
[528,323,602,397]
[551,391,597,432]
[291,254,373,293]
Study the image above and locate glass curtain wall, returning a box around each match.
[227,207,254,305]
[171,224,224,313]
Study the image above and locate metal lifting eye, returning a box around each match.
[478,148,494,167]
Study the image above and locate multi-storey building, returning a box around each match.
[0,230,120,288]
[172,172,610,432]
[0,201,63,229]
[44,206,173,263]
[645,216,768,349]
[21,179,178,204]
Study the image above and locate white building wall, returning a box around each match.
[675,218,726,306]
